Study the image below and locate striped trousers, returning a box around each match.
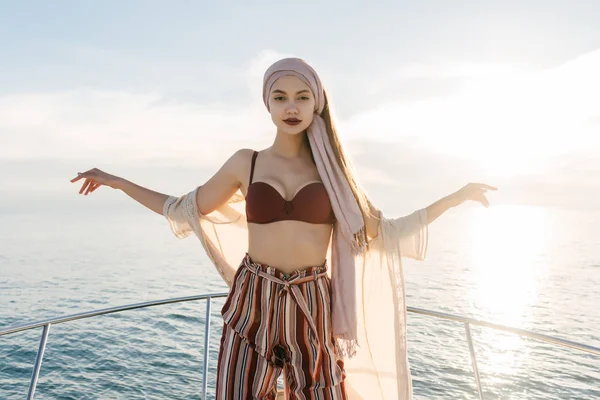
[215,254,347,400]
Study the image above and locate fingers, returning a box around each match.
[476,192,490,207]
[70,172,85,183]
[481,196,490,208]
[473,183,498,191]
[79,180,103,195]
[84,182,94,195]
[71,168,99,183]
[86,182,101,195]
[89,183,101,193]
[79,179,92,194]
[72,169,104,195]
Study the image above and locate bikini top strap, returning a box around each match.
[249,151,258,184]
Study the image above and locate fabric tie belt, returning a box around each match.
[245,262,328,378]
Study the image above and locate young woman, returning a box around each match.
[71,58,496,400]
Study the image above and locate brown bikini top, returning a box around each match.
[245,151,334,225]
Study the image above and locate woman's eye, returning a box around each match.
[273,96,310,101]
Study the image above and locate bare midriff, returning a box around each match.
[247,222,332,274]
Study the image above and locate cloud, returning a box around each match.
[0,89,273,167]
[4,48,598,161]
[0,50,303,168]
[338,49,600,179]
[1,49,599,212]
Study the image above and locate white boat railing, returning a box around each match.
[1,292,598,400]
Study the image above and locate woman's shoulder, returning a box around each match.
[231,148,257,161]
[229,148,263,167]
[225,148,260,182]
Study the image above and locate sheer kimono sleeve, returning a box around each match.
[163,189,200,239]
[343,208,428,399]
[162,186,250,287]
[374,208,428,261]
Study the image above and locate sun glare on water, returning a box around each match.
[466,205,553,373]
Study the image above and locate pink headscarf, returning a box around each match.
[263,58,367,355]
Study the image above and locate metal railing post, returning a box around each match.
[465,322,484,400]
[27,323,51,400]
[202,297,212,399]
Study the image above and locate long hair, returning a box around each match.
[307,88,377,228]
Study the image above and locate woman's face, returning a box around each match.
[268,75,316,135]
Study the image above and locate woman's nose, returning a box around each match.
[285,104,299,114]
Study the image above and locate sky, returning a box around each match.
[1,0,599,213]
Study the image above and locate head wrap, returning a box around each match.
[263,58,367,355]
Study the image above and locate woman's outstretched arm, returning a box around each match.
[70,169,170,215]
[117,179,171,215]
[70,149,252,216]
[425,182,497,224]
[364,182,497,259]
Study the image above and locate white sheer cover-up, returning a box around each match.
[163,186,428,400]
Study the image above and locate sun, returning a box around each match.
[464,204,553,373]
[467,204,551,325]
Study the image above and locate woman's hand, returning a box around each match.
[451,183,497,208]
[425,183,498,224]
[70,168,123,195]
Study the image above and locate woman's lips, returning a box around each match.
[284,119,301,126]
